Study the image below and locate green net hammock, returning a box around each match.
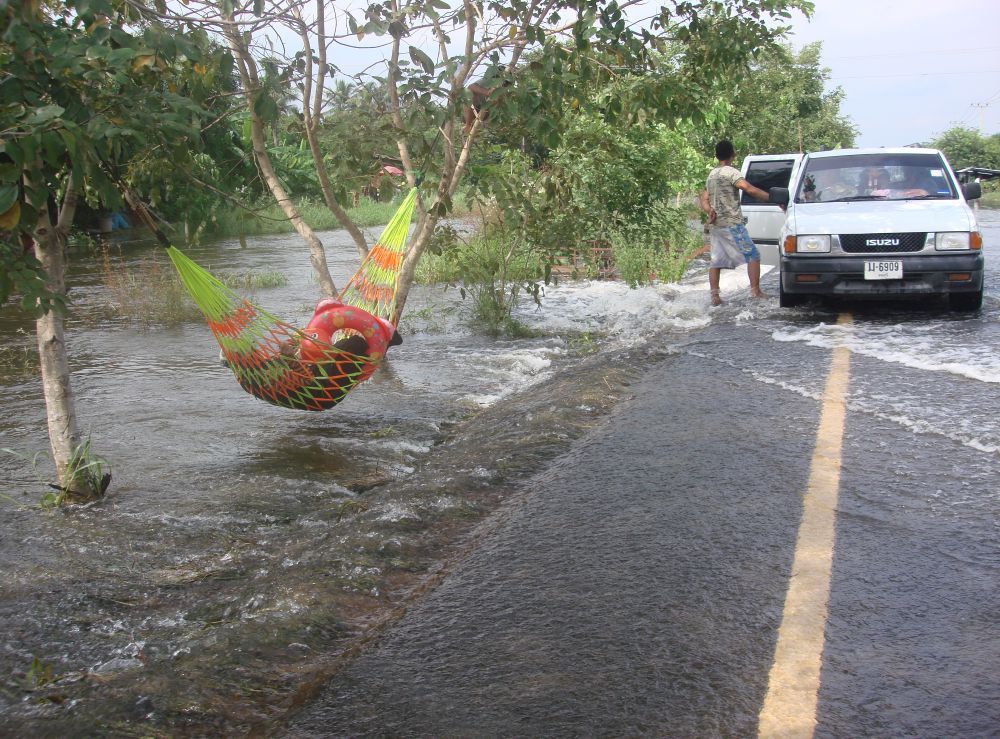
[168,188,418,411]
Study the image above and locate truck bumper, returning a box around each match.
[779,252,984,298]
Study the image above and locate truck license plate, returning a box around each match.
[864,260,903,280]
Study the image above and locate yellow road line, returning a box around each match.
[758,313,852,739]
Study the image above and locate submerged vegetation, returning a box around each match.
[101,252,204,325]
[2,437,110,508]
[418,224,546,335]
[607,203,704,288]
[0,337,39,378]
[44,437,112,507]
[100,249,287,326]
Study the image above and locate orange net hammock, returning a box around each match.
[168,189,417,411]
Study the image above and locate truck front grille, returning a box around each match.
[840,233,927,253]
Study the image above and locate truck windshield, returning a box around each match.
[795,153,958,203]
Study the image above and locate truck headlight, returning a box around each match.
[797,235,831,253]
[936,232,978,250]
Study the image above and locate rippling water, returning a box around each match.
[1,209,997,734]
[0,220,700,733]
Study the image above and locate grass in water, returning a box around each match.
[0,333,39,378]
[42,437,111,507]
[2,437,110,508]
[102,251,203,325]
[218,271,288,290]
[101,249,287,326]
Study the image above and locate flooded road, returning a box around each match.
[1,210,998,735]
[286,209,1000,736]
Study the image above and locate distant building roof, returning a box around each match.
[954,166,1000,182]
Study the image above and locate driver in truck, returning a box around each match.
[700,139,774,305]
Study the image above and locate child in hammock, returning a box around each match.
[220,303,401,395]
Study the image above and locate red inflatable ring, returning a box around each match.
[298,299,395,382]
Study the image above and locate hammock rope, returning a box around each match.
[167,188,418,411]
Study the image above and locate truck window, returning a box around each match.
[740,159,795,205]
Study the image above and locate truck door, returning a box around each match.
[740,155,800,262]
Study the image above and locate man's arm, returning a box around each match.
[700,189,716,224]
[735,179,770,202]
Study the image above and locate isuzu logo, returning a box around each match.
[866,238,900,247]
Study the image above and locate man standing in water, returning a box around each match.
[700,140,772,306]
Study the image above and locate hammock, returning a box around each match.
[168,189,418,411]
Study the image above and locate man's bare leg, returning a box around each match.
[709,267,722,306]
[748,259,767,298]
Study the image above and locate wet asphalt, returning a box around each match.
[283,315,999,737]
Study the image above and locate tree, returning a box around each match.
[148,0,813,320]
[1,0,214,498]
[352,0,817,321]
[126,33,258,242]
[931,126,1000,170]
[716,42,856,155]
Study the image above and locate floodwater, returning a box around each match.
[0,218,713,735]
[1,209,998,735]
[286,208,1000,737]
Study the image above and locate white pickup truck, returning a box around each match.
[743,148,984,310]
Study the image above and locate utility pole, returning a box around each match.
[971,102,989,132]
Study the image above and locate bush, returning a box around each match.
[417,225,545,336]
[607,201,703,287]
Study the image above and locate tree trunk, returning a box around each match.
[223,22,338,298]
[302,119,369,261]
[392,210,439,324]
[393,117,478,322]
[247,116,339,298]
[32,195,80,488]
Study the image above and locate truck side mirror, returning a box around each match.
[963,181,982,200]
[769,187,789,205]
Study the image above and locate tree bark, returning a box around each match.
[32,188,80,488]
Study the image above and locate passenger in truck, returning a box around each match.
[860,167,891,196]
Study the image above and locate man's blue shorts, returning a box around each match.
[729,223,760,262]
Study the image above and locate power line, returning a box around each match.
[828,70,1000,81]
[823,46,1000,61]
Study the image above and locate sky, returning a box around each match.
[783,0,1000,147]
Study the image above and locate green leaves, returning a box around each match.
[0,239,62,316]
[0,0,232,315]
[252,89,280,123]
[0,185,18,216]
[24,104,64,125]
[408,46,434,75]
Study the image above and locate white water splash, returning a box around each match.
[773,321,1000,384]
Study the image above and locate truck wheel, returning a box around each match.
[779,281,804,308]
[950,288,983,312]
